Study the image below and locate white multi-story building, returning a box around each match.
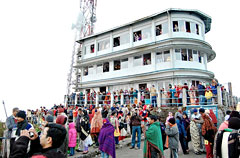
[74,8,215,94]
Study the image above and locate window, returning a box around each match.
[88,66,94,75]
[98,39,110,51]
[193,50,198,62]
[103,62,109,72]
[114,60,121,70]
[173,21,179,32]
[133,30,142,42]
[133,55,142,66]
[90,44,94,53]
[162,22,168,34]
[113,37,120,47]
[196,24,199,35]
[156,52,163,63]
[121,58,128,69]
[179,20,185,32]
[188,49,193,61]
[143,53,151,65]
[142,27,151,39]
[83,67,88,76]
[175,49,181,60]
[85,45,91,54]
[163,51,171,62]
[198,52,202,63]
[156,25,162,36]
[186,22,191,33]
[181,49,187,61]
[97,64,103,74]
[120,33,130,45]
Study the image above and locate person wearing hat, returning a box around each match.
[214,117,240,158]
[190,108,204,155]
[15,110,34,138]
[165,117,179,158]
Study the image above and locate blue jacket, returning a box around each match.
[176,119,187,137]
[210,84,218,95]
[198,84,206,96]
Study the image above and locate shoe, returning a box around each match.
[82,151,88,154]
[135,147,139,150]
[130,146,134,149]
[195,152,201,155]
[76,149,83,152]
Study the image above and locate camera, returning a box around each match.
[29,132,34,138]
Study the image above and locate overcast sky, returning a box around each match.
[0,0,239,121]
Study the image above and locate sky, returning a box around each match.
[0,0,239,121]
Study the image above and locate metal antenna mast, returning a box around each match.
[65,0,97,104]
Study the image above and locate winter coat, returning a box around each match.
[68,122,77,147]
[165,124,179,149]
[10,136,65,158]
[6,115,17,138]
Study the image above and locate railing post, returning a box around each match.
[138,91,141,105]
[182,88,187,107]
[96,93,99,107]
[217,86,223,106]
[157,90,161,107]
[121,93,124,105]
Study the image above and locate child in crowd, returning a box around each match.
[68,122,77,156]
[165,118,179,158]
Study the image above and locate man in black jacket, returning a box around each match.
[10,123,66,158]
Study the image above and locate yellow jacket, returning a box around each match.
[205,91,213,100]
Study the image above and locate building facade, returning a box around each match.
[74,8,215,94]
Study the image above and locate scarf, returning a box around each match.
[91,110,103,134]
[16,119,28,136]
[98,119,116,158]
[201,113,217,143]
[209,110,217,124]
[144,121,164,158]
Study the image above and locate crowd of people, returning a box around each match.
[4,101,240,158]
[66,79,223,107]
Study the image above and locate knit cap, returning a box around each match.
[45,115,54,123]
[16,110,26,119]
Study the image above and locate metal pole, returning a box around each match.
[2,100,8,118]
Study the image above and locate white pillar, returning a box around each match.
[121,93,124,105]
[96,93,99,107]
[157,89,161,107]
[182,88,187,107]
[111,93,114,107]
[138,91,141,105]
[217,86,223,106]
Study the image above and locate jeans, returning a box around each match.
[70,147,75,156]
[115,137,119,145]
[170,148,178,158]
[131,126,141,148]
[151,96,157,107]
[101,151,109,158]
[199,95,205,105]
[207,99,212,105]
[179,134,187,154]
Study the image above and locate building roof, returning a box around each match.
[77,8,212,42]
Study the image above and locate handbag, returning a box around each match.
[114,128,120,137]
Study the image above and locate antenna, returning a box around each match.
[65,0,97,105]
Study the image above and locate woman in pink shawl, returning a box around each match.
[91,109,103,147]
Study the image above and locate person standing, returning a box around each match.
[198,81,206,105]
[201,112,217,158]
[56,115,68,158]
[182,112,191,153]
[176,116,188,155]
[91,109,103,147]
[68,122,77,156]
[98,118,116,158]
[150,85,157,107]
[143,115,164,158]
[6,107,19,155]
[165,118,179,158]
[129,108,142,150]
[110,111,120,145]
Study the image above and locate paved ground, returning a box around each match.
[70,136,206,158]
